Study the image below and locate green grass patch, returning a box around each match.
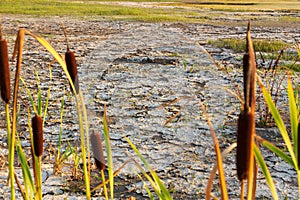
[208,38,290,53]
[0,0,198,22]
[172,0,300,12]
[208,38,300,71]
[2,0,300,23]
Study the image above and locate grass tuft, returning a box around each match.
[208,38,290,53]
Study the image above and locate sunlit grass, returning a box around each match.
[1,0,300,23]
[0,0,201,22]
[171,0,300,11]
[208,38,300,71]
[208,38,290,53]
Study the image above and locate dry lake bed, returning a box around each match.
[0,10,299,199]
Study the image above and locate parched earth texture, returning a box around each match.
[0,10,299,200]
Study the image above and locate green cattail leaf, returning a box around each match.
[38,92,42,116]
[254,145,278,200]
[35,69,42,116]
[125,136,172,200]
[16,141,35,199]
[135,172,155,200]
[258,77,298,169]
[20,77,37,116]
[144,183,155,200]
[295,122,300,170]
[59,143,74,164]
[151,171,173,199]
[262,139,294,168]
[287,76,299,169]
[43,65,52,126]
[103,105,114,199]
[57,95,65,159]
[24,30,77,95]
[130,151,161,195]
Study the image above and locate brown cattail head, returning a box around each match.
[65,50,79,94]
[32,114,44,157]
[236,110,255,181]
[0,38,10,104]
[90,131,105,171]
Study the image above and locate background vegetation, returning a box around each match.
[1,0,300,23]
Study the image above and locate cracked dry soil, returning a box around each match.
[0,14,299,199]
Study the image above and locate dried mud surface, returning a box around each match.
[0,13,299,199]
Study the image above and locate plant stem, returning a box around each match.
[103,104,114,200]
[101,170,108,200]
[35,156,42,200]
[298,170,300,199]
[75,95,90,199]
[200,101,228,200]
[246,123,255,200]
[10,28,25,200]
[6,103,14,200]
[80,92,91,175]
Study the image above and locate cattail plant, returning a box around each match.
[31,114,43,200]
[236,22,256,199]
[0,24,14,200]
[63,26,79,94]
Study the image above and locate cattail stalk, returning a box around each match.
[31,114,43,200]
[236,22,256,200]
[1,26,15,199]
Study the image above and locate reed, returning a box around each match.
[1,25,15,200]
[236,22,256,200]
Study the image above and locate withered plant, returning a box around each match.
[236,23,257,199]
